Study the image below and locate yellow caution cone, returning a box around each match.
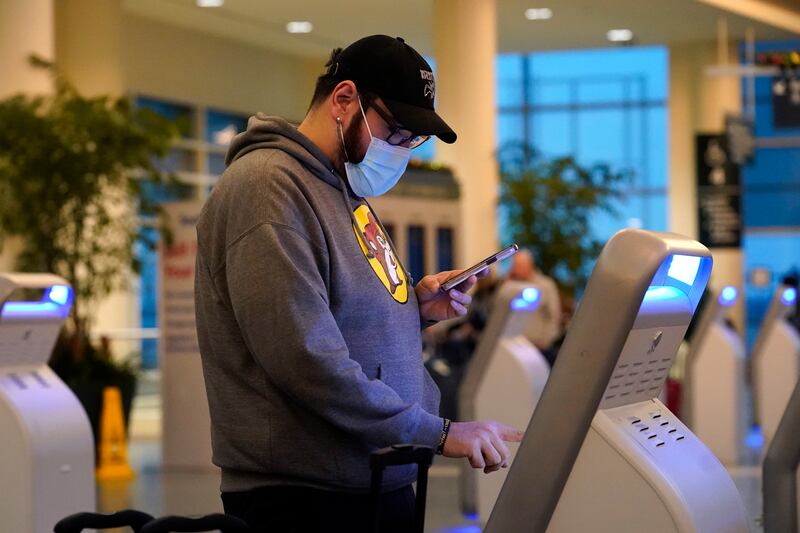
[95,386,135,481]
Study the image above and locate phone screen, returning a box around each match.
[439,244,519,292]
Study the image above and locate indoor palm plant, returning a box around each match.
[498,143,631,297]
[0,55,180,440]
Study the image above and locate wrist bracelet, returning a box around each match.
[436,418,451,455]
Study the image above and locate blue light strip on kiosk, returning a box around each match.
[1,302,61,316]
[0,284,73,319]
[643,286,685,303]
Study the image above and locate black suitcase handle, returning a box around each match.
[139,513,250,533]
[54,510,155,532]
[369,444,434,533]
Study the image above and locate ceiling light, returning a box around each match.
[607,29,634,43]
[286,21,313,34]
[525,8,553,20]
[196,0,223,7]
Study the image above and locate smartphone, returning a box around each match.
[440,244,519,293]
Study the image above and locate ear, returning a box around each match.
[330,81,358,121]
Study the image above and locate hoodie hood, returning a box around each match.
[226,114,343,192]
[225,114,387,265]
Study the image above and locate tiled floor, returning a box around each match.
[96,437,765,533]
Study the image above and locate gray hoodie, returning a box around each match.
[194,114,443,494]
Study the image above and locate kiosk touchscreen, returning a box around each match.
[753,285,800,447]
[0,273,95,533]
[681,285,746,465]
[457,281,550,523]
[486,230,750,533]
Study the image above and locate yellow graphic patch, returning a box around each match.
[352,205,408,304]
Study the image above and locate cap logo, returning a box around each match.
[420,69,435,101]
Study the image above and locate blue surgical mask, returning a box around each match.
[340,98,411,198]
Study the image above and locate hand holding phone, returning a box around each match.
[439,244,519,293]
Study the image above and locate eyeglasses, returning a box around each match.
[369,103,430,149]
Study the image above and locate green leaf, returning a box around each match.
[0,58,180,339]
[497,142,632,297]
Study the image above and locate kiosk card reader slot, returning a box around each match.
[486,230,750,533]
[457,282,550,523]
[0,273,95,533]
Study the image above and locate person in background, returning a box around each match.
[507,249,563,364]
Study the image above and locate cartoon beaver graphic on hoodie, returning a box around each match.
[363,211,403,294]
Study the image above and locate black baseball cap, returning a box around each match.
[327,35,457,144]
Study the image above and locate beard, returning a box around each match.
[342,112,367,164]
[333,114,367,176]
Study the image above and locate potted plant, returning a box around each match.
[0,55,180,444]
[497,143,631,297]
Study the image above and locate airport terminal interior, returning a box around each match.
[2,0,800,531]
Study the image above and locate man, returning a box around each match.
[194,35,521,532]
[507,249,563,358]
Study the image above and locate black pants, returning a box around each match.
[221,484,415,533]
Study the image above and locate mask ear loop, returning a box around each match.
[336,116,350,162]
[357,96,374,140]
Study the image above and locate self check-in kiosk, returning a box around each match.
[681,285,746,465]
[486,230,750,533]
[753,285,800,447]
[458,281,550,523]
[0,273,95,533]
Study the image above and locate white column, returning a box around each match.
[0,0,55,272]
[0,0,54,99]
[433,0,498,265]
[54,0,124,96]
[54,0,141,357]
[669,41,744,330]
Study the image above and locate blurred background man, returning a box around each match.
[507,249,562,363]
